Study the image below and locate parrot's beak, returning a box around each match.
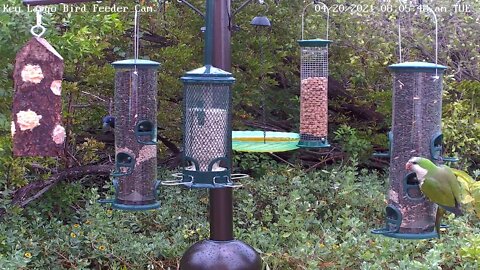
[405,162,412,171]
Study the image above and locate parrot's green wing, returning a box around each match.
[421,175,456,207]
[421,166,463,216]
[440,166,463,206]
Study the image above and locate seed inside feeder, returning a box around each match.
[388,69,443,234]
[298,43,330,146]
[113,64,158,206]
[183,81,231,173]
[300,76,328,140]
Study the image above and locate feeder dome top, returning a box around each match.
[388,62,447,72]
[298,39,332,47]
[251,16,271,27]
[181,65,235,84]
[112,59,160,69]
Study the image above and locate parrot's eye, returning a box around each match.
[412,161,417,164]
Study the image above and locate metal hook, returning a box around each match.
[397,2,439,77]
[301,1,330,40]
[259,0,269,13]
[31,10,46,37]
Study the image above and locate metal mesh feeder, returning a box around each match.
[163,65,245,188]
[99,59,161,211]
[371,62,447,239]
[297,1,331,148]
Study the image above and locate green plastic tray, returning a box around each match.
[232,131,300,153]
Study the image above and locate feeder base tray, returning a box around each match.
[98,199,160,211]
[371,228,439,240]
[232,131,300,153]
[297,139,330,149]
[180,239,262,270]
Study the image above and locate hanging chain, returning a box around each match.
[31,9,46,38]
[260,35,267,144]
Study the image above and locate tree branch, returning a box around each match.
[1,165,112,217]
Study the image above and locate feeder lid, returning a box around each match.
[298,39,332,47]
[112,59,160,69]
[181,65,235,84]
[388,62,447,72]
[232,131,300,153]
[251,16,271,27]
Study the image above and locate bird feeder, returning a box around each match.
[372,62,447,239]
[297,1,331,148]
[12,10,65,157]
[163,65,244,188]
[102,59,161,211]
[371,5,460,239]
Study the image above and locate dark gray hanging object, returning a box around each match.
[250,0,271,27]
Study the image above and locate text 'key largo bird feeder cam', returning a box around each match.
[372,3,457,240]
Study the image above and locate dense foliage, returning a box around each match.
[0,0,478,269]
[1,163,480,269]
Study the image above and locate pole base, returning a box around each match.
[180,239,262,270]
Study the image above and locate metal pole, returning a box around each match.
[204,0,214,66]
[209,0,234,241]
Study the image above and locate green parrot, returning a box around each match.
[405,157,463,235]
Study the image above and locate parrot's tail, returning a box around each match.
[440,204,463,217]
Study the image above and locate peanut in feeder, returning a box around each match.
[297,1,331,149]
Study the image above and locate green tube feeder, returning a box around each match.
[100,59,161,211]
[372,61,447,239]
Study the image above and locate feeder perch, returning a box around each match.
[372,61,447,239]
[297,2,331,148]
[373,131,393,158]
[163,65,245,189]
[430,132,459,163]
[100,59,161,211]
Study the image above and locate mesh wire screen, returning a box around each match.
[300,46,329,141]
[300,47,328,78]
[184,83,231,171]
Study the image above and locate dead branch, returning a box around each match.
[0,164,112,217]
